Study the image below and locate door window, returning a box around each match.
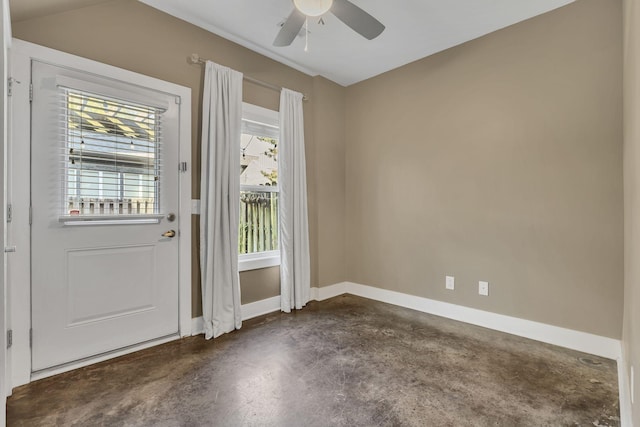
[62,89,162,216]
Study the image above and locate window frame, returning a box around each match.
[238,102,280,272]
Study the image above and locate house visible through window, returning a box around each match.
[239,103,280,271]
[63,88,162,217]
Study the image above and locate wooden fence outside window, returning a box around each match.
[239,191,278,254]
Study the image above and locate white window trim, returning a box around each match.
[239,250,280,272]
[243,102,278,129]
[240,102,280,272]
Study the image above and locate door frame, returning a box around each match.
[7,39,192,389]
[1,0,10,423]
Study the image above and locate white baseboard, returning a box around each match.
[344,282,621,360]
[191,317,204,336]
[241,295,281,321]
[618,348,633,427]
[192,286,347,336]
[191,295,283,336]
[312,282,349,301]
[191,281,621,361]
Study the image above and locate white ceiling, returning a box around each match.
[140,0,575,86]
[12,0,576,86]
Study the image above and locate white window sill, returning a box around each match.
[239,251,280,272]
[59,214,164,226]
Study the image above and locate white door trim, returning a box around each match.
[1,0,10,421]
[7,38,192,389]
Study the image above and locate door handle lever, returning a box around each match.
[162,230,176,238]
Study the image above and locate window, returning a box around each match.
[62,88,162,220]
[239,103,280,271]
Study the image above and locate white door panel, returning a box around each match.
[31,61,180,372]
[65,245,158,325]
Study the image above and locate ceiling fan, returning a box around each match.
[274,0,385,47]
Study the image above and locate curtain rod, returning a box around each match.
[188,53,309,101]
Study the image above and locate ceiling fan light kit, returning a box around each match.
[293,0,333,17]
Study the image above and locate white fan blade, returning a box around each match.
[274,9,306,47]
[331,0,385,40]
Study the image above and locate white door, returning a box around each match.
[30,61,181,372]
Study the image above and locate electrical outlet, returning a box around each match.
[632,366,635,404]
[479,281,489,296]
[446,276,455,290]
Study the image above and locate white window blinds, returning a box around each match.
[61,88,163,217]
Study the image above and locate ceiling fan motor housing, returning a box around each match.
[293,0,334,16]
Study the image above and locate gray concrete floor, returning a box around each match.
[7,295,620,426]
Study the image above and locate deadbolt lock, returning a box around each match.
[167,213,176,222]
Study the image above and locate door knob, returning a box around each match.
[162,230,176,238]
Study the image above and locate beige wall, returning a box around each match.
[11,0,347,315]
[345,0,623,338]
[239,267,280,305]
[311,76,346,286]
[9,0,635,416]
[623,0,640,423]
[12,0,625,342]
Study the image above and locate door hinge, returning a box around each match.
[175,96,181,105]
[7,203,11,223]
[29,328,32,348]
[29,205,33,225]
[29,83,33,102]
[6,330,12,349]
[179,162,187,173]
